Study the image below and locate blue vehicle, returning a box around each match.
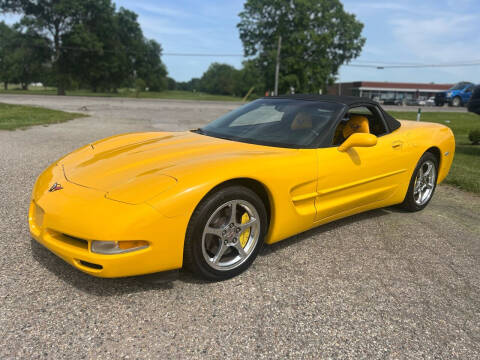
[435,82,475,107]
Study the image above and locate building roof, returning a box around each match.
[348,81,453,91]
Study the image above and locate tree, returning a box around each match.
[1,0,87,94]
[234,59,266,97]
[0,21,50,90]
[200,63,238,95]
[0,1,169,94]
[237,0,365,94]
[167,77,176,90]
[10,24,51,90]
[177,78,200,92]
[60,0,118,92]
[136,39,167,92]
[0,21,15,90]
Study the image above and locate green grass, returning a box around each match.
[388,111,480,193]
[0,103,87,130]
[0,87,243,102]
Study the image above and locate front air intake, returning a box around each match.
[78,260,103,270]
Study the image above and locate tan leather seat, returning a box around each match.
[343,115,370,138]
[291,112,312,130]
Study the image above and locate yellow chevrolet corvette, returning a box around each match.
[29,95,455,280]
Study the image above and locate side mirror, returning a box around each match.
[338,133,377,152]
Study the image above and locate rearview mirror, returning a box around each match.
[338,133,377,152]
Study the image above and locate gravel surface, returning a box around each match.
[0,95,479,359]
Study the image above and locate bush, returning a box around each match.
[469,129,480,145]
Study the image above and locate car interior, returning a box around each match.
[227,103,337,147]
[332,105,388,146]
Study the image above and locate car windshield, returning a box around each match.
[198,99,344,148]
[450,83,469,90]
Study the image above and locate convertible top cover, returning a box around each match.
[270,94,401,132]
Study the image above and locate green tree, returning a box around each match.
[61,0,117,92]
[234,59,266,97]
[0,1,169,94]
[0,21,50,90]
[237,0,365,94]
[177,78,200,92]
[10,24,51,90]
[167,77,176,90]
[200,63,238,95]
[136,39,168,92]
[0,0,87,94]
[0,21,16,90]
[61,5,143,92]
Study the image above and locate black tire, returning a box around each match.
[467,100,480,115]
[183,185,268,281]
[400,152,438,212]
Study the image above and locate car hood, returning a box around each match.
[60,131,283,204]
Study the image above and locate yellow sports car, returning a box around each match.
[29,95,455,280]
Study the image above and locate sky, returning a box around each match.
[2,0,480,84]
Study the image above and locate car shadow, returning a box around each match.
[259,207,396,256]
[30,206,400,296]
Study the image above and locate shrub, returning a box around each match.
[469,129,480,145]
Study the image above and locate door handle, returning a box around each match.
[391,141,403,149]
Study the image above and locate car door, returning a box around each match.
[314,105,408,221]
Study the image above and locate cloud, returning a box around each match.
[132,3,192,18]
[140,16,193,36]
[344,1,412,16]
[390,14,480,62]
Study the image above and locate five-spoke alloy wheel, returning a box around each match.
[401,151,438,212]
[184,186,268,280]
[413,160,436,206]
[202,199,260,271]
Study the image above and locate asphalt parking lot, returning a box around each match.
[0,95,479,359]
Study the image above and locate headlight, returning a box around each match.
[91,240,149,254]
[447,92,452,97]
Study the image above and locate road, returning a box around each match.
[0,95,479,359]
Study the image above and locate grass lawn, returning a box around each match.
[0,103,87,130]
[388,111,480,193]
[0,87,243,102]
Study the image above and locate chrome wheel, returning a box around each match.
[413,160,436,206]
[452,96,461,107]
[202,199,260,271]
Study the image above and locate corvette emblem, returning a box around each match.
[49,182,63,192]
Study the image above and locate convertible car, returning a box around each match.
[29,95,455,280]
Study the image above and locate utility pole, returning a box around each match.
[274,35,282,96]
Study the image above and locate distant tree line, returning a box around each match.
[0,0,168,94]
[170,60,264,98]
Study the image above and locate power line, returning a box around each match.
[15,42,480,68]
[162,52,480,68]
[163,53,244,57]
[345,61,480,69]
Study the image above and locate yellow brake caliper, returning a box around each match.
[239,212,250,248]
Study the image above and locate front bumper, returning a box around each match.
[29,164,190,278]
